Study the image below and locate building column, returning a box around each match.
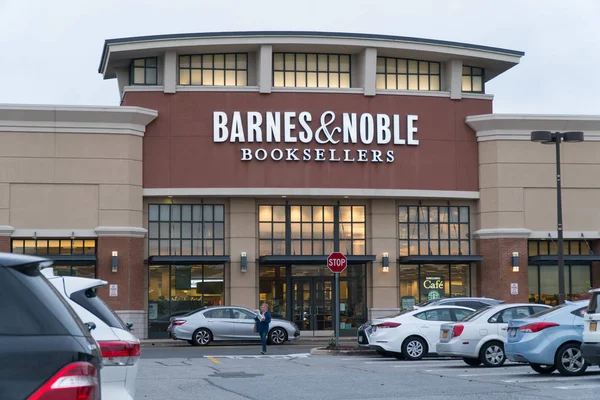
[228,198,258,308]
[368,199,399,319]
[474,229,531,303]
[0,226,14,252]
[95,226,147,339]
[591,240,600,290]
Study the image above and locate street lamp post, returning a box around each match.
[530,130,584,305]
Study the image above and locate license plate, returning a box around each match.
[358,337,363,343]
[591,322,597,331]
[441,331,448,339]
[509,328,517,337]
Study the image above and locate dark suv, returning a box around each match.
[0,253,102,400]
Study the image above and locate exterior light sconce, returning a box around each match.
[382,252,389,272]
[512,252,519,272]
[241,252,247,273]
[112,251,118,273]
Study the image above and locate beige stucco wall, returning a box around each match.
[478,139,600,234]
[0,131,143,229]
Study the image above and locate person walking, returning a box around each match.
[255,302,272,354]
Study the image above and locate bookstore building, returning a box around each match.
[1,31,599,338]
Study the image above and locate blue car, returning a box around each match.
[505,300,589,376]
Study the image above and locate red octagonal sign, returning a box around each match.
[327,252,347,273]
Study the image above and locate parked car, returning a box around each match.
[413,297,504,310]
[505,300,589,375]
[582,288,600,367]
[43,268,140,400]
[365,305,475,360]
[0,253,102,400]
[437,303,551,367]
[168,305,300,346]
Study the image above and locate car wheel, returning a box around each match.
[462,357,482,367]
[479,341,505,367]
[268,328,287,345]
[401,336,427,361]
[530,363,556,374]
[555,342,587,376]
[192,328,212,346]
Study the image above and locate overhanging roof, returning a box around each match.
[398,255,483,264]
[258,255,376,265]
[148,255,230,265]
[99,30,524,79]
[528,255,600,265]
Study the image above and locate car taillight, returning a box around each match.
[374,322,401,328]
[452,324,464,337]
[28,362,99,400]
[172,320,186,326]
[98,341,141,366]
[519,322,559,333]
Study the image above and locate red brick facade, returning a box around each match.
[96,236,145,311]
[0,236,10,253]
[476,237,529,303]
[592,240,600,290]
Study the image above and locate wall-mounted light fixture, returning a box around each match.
[382,252,389,272]
[112,251,118,273]
[512,251,519,272]
[241,252,247,273]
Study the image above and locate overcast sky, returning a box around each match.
[0,0,598,115]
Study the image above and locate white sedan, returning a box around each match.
[367,305,475,360]
[436,303,551,367]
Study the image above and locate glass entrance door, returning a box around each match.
[292,277,333,332]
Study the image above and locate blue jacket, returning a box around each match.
[255,311,271,333]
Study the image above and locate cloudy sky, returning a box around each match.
[0,0,598,114]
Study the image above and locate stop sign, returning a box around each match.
[327,252,347,273]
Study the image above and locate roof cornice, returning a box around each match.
[466,114,600,142]
[0,104,158,136]
[99,30,524,76]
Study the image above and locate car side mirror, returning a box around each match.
[126,322,134,331]
[85,322,96,332]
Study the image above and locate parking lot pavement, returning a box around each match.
[135,353,600,400]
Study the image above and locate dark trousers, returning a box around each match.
[259,331,267,352]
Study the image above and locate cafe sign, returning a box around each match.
[213,110,420,164]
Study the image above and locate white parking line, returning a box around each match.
[203,353,311,359]
[555,384,600,390]
[503,375,591,383]
[458,372,534,377]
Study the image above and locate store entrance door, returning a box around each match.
[292,277,333,333]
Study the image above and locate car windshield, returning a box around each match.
[182,307,207,317]
[383,309,414,318]
[460,305,491,322]
[529,304,567,318]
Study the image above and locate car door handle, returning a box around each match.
[501,327,507,331]
[420,325,429,328]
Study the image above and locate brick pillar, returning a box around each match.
[96,227,146,338]
[476,236,529,303]
[592,240,600,290]
[0,225,14,252]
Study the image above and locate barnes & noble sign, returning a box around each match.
[213,110,420,164]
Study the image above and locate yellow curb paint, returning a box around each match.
[207,356,220,364]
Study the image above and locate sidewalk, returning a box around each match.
[141,336,356,345]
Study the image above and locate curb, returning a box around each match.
[310,347,378,356]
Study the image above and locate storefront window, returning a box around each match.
[528,240,593,304]
[399,205,470,256]
[259,204,366,256]
[148,264,224,338]
[420,264,450,301]
[148,204,225,257]
[399,264,471,304]
[259,266,287,319]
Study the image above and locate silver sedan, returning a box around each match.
[168,305,300,346]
